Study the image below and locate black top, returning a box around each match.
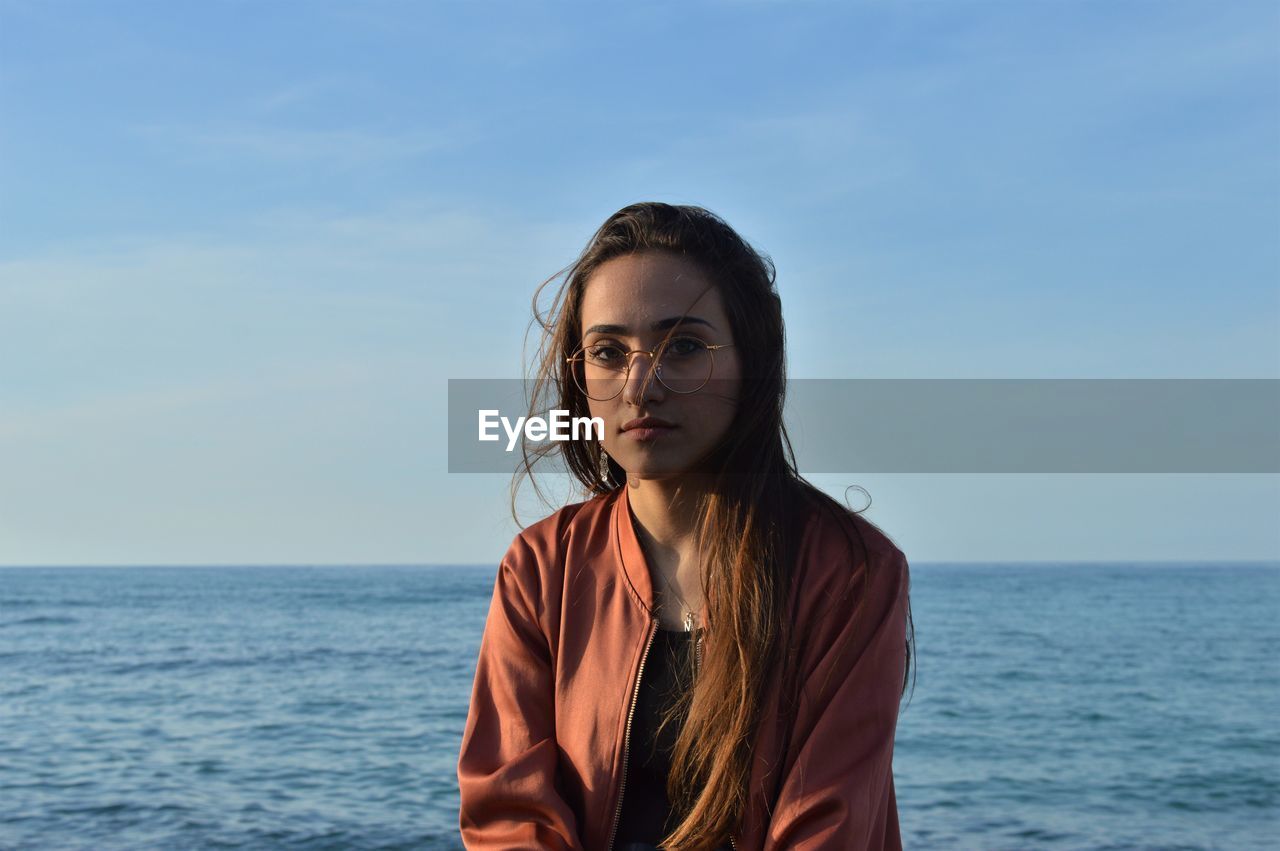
[612,626,696,846]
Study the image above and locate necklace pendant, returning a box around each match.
[683,611,694,632]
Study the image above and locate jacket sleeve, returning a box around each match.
[764,547,910,850]
[457,533,583,850]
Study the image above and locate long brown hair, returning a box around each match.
[513,202,915,850]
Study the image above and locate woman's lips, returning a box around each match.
[623,425,676,442]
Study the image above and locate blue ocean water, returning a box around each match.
[0,562,1275,850]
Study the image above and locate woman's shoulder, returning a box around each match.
[492,491,617,618]
[505,488,618,567]
[791,488,909,608]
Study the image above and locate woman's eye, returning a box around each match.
[586,344,623,363]
[665,337,707,357]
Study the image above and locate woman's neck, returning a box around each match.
[626,477,712,625]
[625,477,708,550]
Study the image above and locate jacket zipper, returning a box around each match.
[606,615,657,851]
[695,631,738,851]
[607,624,738,850]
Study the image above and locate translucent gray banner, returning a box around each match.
[447,379,1279,474]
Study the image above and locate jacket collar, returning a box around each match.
[612,484,658,617]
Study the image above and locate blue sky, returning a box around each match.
[1,0,1276,566]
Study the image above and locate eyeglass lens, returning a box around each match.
[572,337,715,400]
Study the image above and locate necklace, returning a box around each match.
[628,505,701,631]
[654,568,700,632]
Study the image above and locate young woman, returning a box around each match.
[457,202,915,851]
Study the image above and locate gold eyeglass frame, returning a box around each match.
[565,338,736,401]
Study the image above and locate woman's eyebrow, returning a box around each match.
[584,316,715,336]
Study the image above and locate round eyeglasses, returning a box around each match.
[566,336,735,401]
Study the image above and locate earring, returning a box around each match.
[599,448,614,486]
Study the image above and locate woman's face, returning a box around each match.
[577,250,740,483]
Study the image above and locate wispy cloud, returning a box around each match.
[0,352,413,442]
[242,76,366,116]
[127,121,476,167]
[0,204,585,421]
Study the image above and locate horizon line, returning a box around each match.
[2,559,1278,569]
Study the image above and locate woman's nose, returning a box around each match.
[622,352,666,406]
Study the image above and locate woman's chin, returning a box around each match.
[616,463,706,484]
[610,442,725,483]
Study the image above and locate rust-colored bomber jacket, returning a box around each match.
[457,484,910,850]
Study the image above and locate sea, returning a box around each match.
[0,562,1276,850]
